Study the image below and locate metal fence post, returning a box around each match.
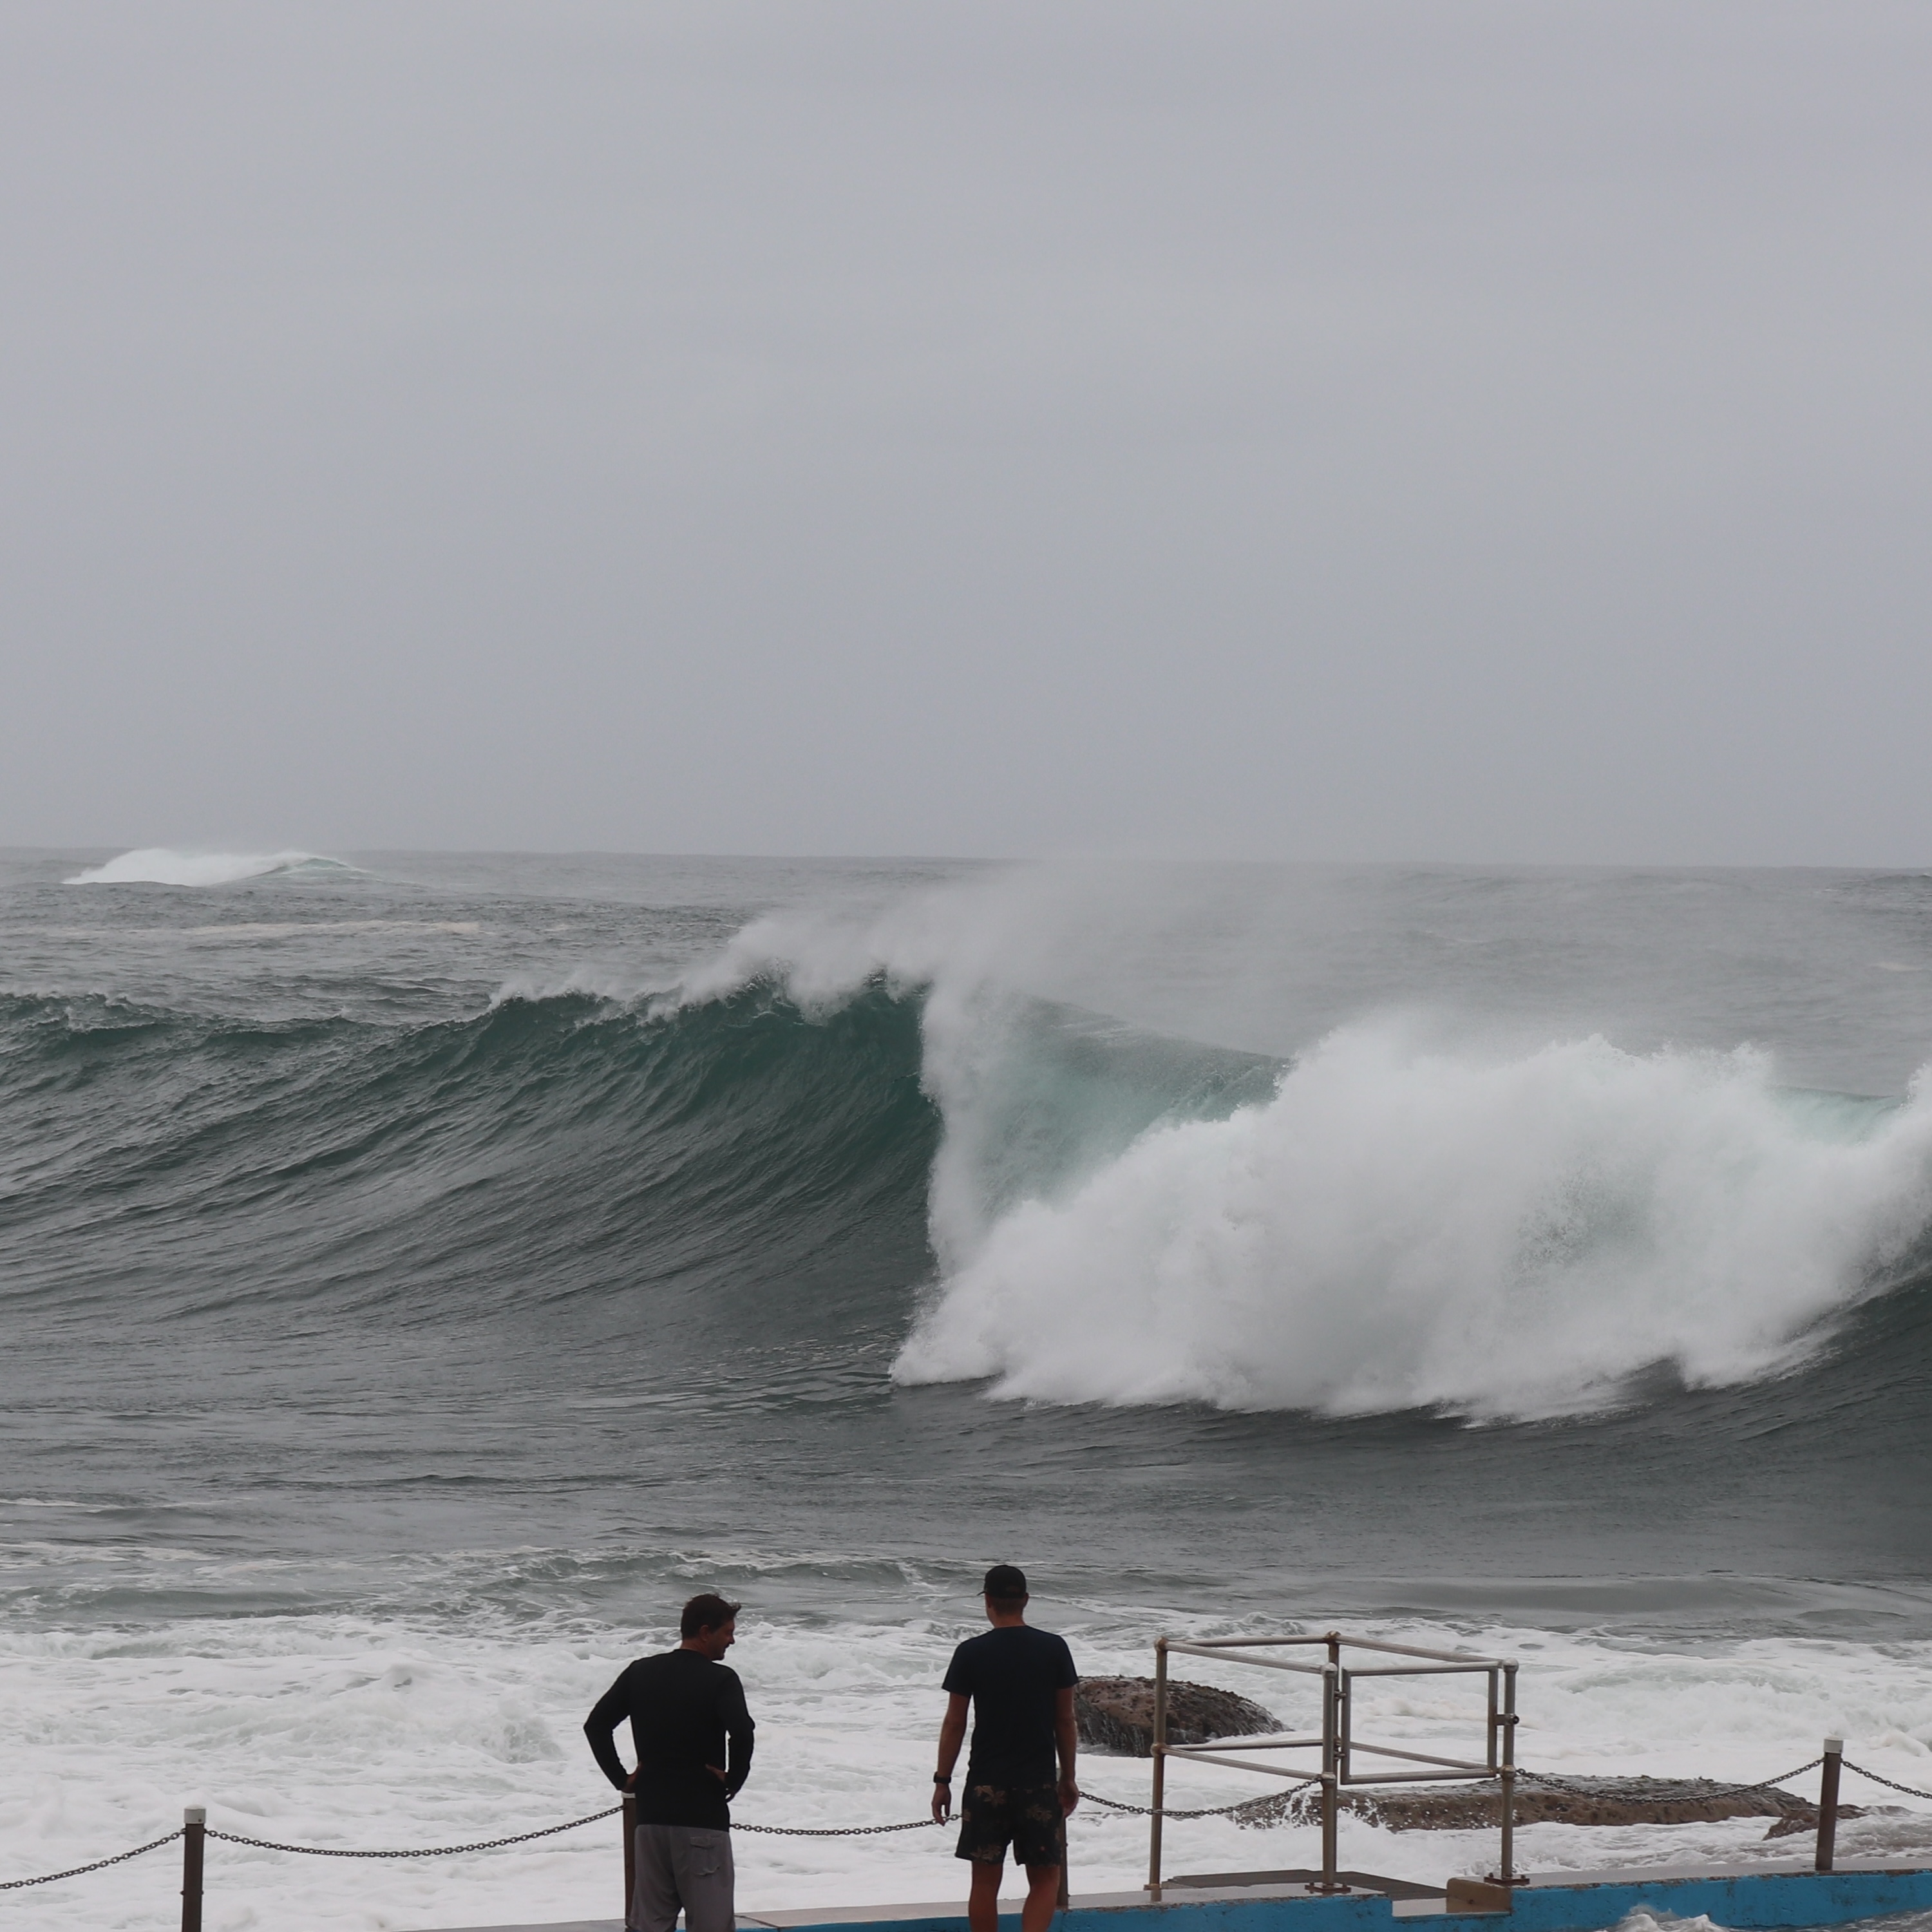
[623,1791,637,1919]
[1495,1662,1519,1886]
[180,1807,205,1932]
[1815,1738,1844,1873]
[1148,1638,1168,1897]
[1314,1662,1342,1893]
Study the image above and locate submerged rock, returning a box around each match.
[1231,1775,1864,1835]
[1074,1676,1280,1757]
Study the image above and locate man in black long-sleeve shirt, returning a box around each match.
[585,1593,755,1932]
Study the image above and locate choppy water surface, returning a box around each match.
[6,849,1932,1928]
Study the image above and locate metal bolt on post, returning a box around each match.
[180,1807,205,1932]
[1816,1738,1844,1873]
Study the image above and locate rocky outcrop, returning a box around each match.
[1074,1676,1280,1757]
[1072,1682,1862,1842]
[1230,1776,1866,1835]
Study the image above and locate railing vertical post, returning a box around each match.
[1148,1638,1168,1897]
[180,1807,205,1932]
[623,1791,637,1921]
[1316,1662,1341,1893]
[1489,1662,1520,1886]
[1815,1738,1844,1873]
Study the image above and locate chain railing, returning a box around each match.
[205,1804,622,1859]
[1842,1759,1932,1803]
[0,1829,184,1891]
[1516,1756,1827,1798]
[6,1745,1928,1909]
[735,1817,942,1837]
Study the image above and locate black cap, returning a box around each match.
[983,1564,1028,1601]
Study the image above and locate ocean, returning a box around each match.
[5,848,1932,1931]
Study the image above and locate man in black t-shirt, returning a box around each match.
[585,1593,755,1932]
[932,1566,1079,1932]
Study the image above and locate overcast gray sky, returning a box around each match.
[3,2,1928,864]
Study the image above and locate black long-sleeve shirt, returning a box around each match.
[584,1648,755,1830]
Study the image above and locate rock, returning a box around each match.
[1230,1776,1863,1833]
[1763,1807,1871,1839]
[1074,1676,1281,1757]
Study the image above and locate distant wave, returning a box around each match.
[64,848,361,886]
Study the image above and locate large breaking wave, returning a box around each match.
[685,894,1932,1422]
[7,884,1932,1423]
[896,1025,1932,1417]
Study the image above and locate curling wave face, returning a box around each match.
[0,980,938,1340]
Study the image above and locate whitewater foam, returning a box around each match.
[896,1027,1932,1418]
[64,848,359,886]
[6,1592,1932,1931]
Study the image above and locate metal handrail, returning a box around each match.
[1162,1643,1330,1676]
[1159,1751,1331,1781]
[1162,1734,1327,1752]
[1146,1629,1521,1900]
[1345,1662,1501,1679]
[1340,1743,1493,1774]
[1170,1633,1494,1665]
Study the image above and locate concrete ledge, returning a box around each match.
[429,1861,1932,1932]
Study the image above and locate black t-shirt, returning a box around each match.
[583,1649,755,1830]
[942,1625,1078,1785]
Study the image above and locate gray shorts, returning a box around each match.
[630,1823,735,1932]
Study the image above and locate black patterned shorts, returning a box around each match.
[955,1778,1065,1867]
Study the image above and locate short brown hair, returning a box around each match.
[681,1592,741,1638]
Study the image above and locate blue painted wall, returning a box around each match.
[788,1865,1932,1932]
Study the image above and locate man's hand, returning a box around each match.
[707,1765,729,1786]
[1052,1687,1080,1821]
[933,1691,968,1826]
[623,1770,638,1792]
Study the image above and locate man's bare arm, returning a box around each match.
[1054,1685,1079,1814]
[932,1692,970,1821]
